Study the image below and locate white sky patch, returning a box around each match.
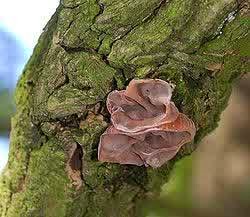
[0,0,59,49]
[0,137,9,171]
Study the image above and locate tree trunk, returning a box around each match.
[0,0,249,216]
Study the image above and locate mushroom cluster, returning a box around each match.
[98,79,196,168]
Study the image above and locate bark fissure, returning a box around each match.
[92,0,105,25]
[0,0,249,216]
[99,0,170,59]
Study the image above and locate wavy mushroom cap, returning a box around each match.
[98,126,144,166]
[98,79,196,168]
[107,79,179,133]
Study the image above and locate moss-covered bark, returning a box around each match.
[0,0,249,216]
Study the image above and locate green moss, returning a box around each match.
[237,35,250,57]
[0,177,11,217]
[0,108,46,216]
[14,75,30,109]
[93,0,163,38]
[0,68,44,215]
[47,52,116,119]
[98,35,113,55]
[135,66,155,79]
[67,52,116,98]
[130,53,167,67]
[57,0,101,49]
[114,71,126,90]
[108,0,194,68]
[5,140,73,217]
[1,0,249,216]
[179,0,237,52]
[47,85,91,118]
[77,114,108,162]
[71,117,147,217]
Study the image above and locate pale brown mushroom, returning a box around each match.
[98,79,196,168]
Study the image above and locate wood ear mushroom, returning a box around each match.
[98,79,196,168]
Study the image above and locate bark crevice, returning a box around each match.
[0,0,249,216]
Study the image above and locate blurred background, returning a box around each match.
[0,0,59,171]
[0,1,249,217]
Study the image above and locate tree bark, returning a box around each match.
[0,0,249,216]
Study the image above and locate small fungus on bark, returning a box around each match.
[98,79,196,168]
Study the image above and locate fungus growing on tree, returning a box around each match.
[98,79,196,168]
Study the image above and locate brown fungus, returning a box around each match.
[98,79,196,168]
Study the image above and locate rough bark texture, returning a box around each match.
[0,0,249,216]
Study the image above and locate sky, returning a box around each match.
[0,27,27,89]
[0,0,59,49]
[0,0,59,171]
[0,138,9,171]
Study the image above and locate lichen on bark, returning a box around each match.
[0,0,249,216]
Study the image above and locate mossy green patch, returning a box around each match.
[66,52,116,98]
[5,140,73,217]
[108,0,194,68]
[47,84,90,119]
[47,52,116,119]
[1,0,249,216]
[98,35,113,55]
[93,0,163,38]
[135,66,155,79]
[178,0,237,52]
[57,0,101,49]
